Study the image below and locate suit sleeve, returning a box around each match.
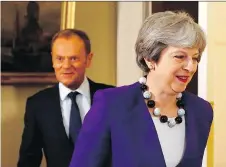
[208,101,214,126]
[198,101,214,167]
[69,90,111,167]
[204,101,214,138]
[17,97,43,167]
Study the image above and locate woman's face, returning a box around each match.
[150,46,200,94]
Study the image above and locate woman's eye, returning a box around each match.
[175,55,185,59]
[193,57,200,62]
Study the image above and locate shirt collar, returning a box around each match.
[59,76,90,101]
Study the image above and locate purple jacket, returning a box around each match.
[69,82,213,167]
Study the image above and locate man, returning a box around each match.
[17,29,114,167]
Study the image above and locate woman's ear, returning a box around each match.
[144,58,155,71]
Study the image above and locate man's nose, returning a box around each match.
[62,59,71,68]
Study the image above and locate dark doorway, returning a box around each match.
[152,1,199,95]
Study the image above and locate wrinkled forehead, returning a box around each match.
[168,47,199,55]
[51,41,87,59]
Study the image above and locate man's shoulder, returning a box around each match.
[88,78,115,90]
[94,82,139,101]
[28,84,58,101]
[94,82,115,89]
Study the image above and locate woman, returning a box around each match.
[69,11,213,167]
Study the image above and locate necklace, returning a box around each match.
[139,76,186,128]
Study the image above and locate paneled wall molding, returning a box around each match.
[198,2,209,167]
[61,2,77,29]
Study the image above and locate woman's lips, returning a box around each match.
[176,76,189,83]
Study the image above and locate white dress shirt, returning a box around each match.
[152,116,185,167]
[59,77,91,137]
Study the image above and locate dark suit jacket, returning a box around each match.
[17,78,114,167]
[69,82,213,167]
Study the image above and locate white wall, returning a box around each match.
[116,2,145,86]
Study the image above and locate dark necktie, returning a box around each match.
[68,92,82,144]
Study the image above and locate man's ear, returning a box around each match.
[51,52,55,67]
[86,52,93,68]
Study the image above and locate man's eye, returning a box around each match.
[70,57,77,61]
[57,57,63,61]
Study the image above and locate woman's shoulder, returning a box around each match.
[183,91,212,109]
[183,91,213,123]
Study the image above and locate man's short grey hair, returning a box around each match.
[135,11,206,73]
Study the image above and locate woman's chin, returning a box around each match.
[171,85,186,94]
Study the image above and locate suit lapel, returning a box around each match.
[177,92,199,166]
[88,78,99,105]
[124,83,166,167]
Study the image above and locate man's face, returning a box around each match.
[51,35,93,89]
